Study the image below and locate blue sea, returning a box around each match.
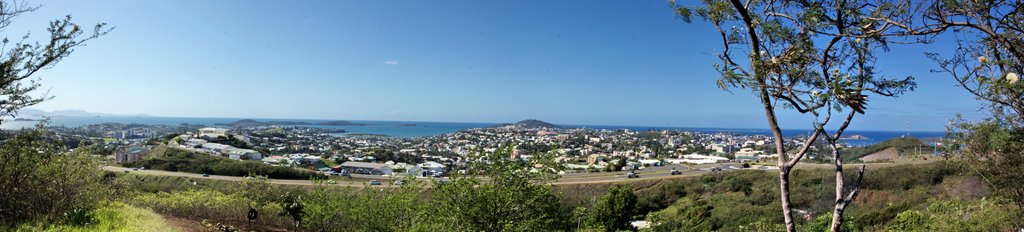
[0,116,944,146]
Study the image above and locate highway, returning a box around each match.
[104,163,755,187]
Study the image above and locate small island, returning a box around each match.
[842,135,870,140]
[492,119,560,129]
[398,123,417,127]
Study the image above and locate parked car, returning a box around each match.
[626,172,640,178]
[123,169,130,173]
[202,173,210,177]
[710,167,722,172]
[670,169,682,175]
[369,180,381,185]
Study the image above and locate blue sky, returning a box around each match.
[6,0,985,131]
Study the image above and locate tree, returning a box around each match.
[586,184,639,231]
[0,1,110,121]
[915,0,1024,226]
[429,144,568,231]
[0,126,111,226]
[670,1,920,231]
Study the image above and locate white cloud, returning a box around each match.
[383,60,400,65]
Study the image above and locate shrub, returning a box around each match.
[0,128,111,226]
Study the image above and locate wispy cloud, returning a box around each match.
[383,60,400,65]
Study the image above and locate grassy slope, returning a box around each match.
[843,137,935,162]
[17,202,174,232]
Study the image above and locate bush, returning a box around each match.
[0,128,111,226]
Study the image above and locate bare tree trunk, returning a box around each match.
[829,145,845,232]
[778,165,795,231]
[828,111,861,232]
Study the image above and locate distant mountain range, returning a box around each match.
[492,119,560,129]
[215,119,368,127]
[14,108,151,118]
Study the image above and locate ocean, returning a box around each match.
[0,116,945,146]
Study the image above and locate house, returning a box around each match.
[639,159,662,166]
[115,146,148,163]
[199,127,229,139]
[201,143,233,155]
[262,155,291,165]
[734,148,764,157]
[587,154,606,165]
[184,138,207,147]
[679,154,730,164]
[338,161,393,175]
[418,161,446,176]
[226,148,262,160]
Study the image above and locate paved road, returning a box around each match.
[108,161,915,187]
[105,163,749,187]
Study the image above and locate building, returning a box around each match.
[115,146,148,163]
[734,148,764,158]
[199,127,229,138]
[226,148,262,160]
[639,159,662,166]
[338,161,393,175]
[201,143,232,154]
[676,154,730,164]
[418,161,446,176]
[586,154,606,165]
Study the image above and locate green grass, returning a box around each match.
[16,202,174,232]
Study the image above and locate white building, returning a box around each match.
[199,127,229,138]
[226,148,262,160]
[677,154,730,164]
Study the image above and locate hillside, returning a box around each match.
[493,119,560,129]
[844,137,935,162]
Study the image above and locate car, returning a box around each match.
[369,180,381,185]
[132,168,139,171]
[670,169,682,175]
[123,169,130,173]
[326,180,337,184]
[393,179,406,185]
[710,167,722,172]
[202,173,210,177]
[626,172,640,178]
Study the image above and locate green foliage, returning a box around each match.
[646,196,715,231]
[300,180,430,231]
[638,162,1005,231]
[128,189,290,229]
[15,202,173,232]
[123,147,322,179]
[886,199,1015,231]
[432,175,568,231]
[586,184,638,231]
[948,119,1024,219]
[0,127,112,226]
[802,212,855,232]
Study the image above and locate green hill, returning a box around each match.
[843,137,935,162]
